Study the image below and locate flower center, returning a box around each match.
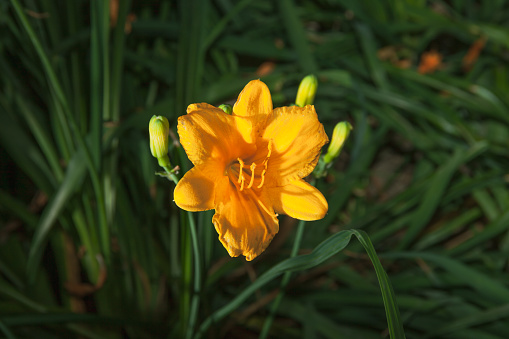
[228,140,272,191]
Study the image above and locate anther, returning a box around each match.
[247,163,256,189]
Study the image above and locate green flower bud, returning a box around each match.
[218,104,233,114]
[149,115,171,167]
[295,74,318,107]
[323,121,352,164]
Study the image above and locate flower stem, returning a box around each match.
[259,219,306,338]
[161,163,201,339]
[185,211,202,339]
[162,165,179,185]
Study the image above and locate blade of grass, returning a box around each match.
[397,143,487,249]
[0,189,38,229]
[352,230,406,339]
[260,219,307,339]
[414,208,482,250]
[0,321,16,339]
[448,210,509,256]
[89,0,105,168]
[424,304,509,338]
[26,146,87,282]
[16,97,63,182]
[279,298,381,338]
[384,252,509,303]
[10,0,75,156]
[0,107,54,193]
[355,23,388,90]
[277,0,317,73]
[203,0,255,51]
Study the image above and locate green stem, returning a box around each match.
[185,211,202,339]
[180,218,192,338]
[260,219,306,339]
[163,165,180,185]
[161,163,201,338]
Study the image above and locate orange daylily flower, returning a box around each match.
[174,80,329,261]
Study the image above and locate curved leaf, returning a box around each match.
[195,230,405,338]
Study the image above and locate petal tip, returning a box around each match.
[173,167,217,212]
[213,211,279,261]
[233,80,273,118]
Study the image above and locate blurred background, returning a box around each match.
[1,0,509,338]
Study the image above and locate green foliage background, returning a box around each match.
[1,0,509,338]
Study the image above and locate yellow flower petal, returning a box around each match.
[233,79,273,118]
[178,109,256,167]
[213,178,279,261]
[233,80,273,143]
[267,179,328,221]
[262,105,328,186]
[187,103,223,114]
[174,164,222,212]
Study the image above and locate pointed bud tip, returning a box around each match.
[324,121,352,163]
[295,74,318,107]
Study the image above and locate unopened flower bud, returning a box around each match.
[324,122,352,164]
[218,104,232,114]
[149,115,171,167]
[295,74,318,107]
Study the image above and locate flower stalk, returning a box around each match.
[149,115,201,338]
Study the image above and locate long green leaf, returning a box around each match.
[384,252,509,303]
[352,230,406,339]
[278,0,317,73]
[26,147,87,282]
[195,230,404,338]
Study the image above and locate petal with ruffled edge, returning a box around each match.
[174,163,224,212]
[266,179,328,221]
[212,177,279,261]
[261,105,328,186]
[233,80,273,143]
[178,109,256,167]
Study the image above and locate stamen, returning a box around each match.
[237,158,244,183]
[257,139,272,189]
[247,163,256,188]
[257,171,266,189]
[237,158,245,191]
[266,139,273,157]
